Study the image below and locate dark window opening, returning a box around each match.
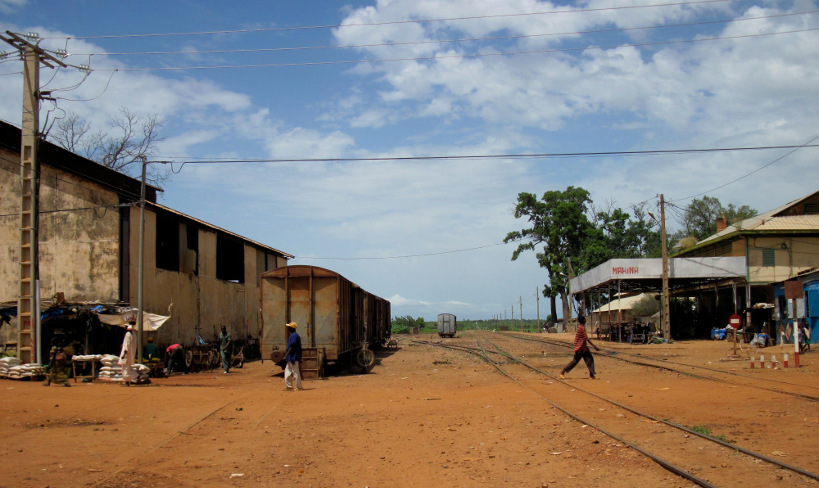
[182,224,199,275]
[156,213,180,271]
[216,233,245,283]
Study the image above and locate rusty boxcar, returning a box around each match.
[260,265,391,374]
[437,313,457,338]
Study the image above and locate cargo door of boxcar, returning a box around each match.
[312,276,340,360]
[261,276,287,360]
[288,278,314,348]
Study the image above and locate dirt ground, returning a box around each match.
[0,331,817,488]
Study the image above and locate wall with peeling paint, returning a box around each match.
[1,141,290,351]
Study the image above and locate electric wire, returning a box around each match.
[48,0,731,40]
[292,242,507,261]
[53,69,118,102]
[88,27,819,72]
[152,143,819,165]
[670,134,819,203]
[64,10,815,58]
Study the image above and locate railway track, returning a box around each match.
[412,334,819,488]
[505,331,819,402]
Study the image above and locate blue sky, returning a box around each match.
[1,0,818,321]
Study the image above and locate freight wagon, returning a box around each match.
[437,313,457,338]
[260,265,391,375]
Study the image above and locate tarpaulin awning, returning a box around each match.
[95,308,170,332]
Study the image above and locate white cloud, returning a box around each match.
[0,0,25,14]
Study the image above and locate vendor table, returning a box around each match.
[72,358,101,383]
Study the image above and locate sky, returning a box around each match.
[1,0,818,322]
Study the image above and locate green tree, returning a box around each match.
[678,196,756,242]
[505,186,594,322]
[391,315,426,334]
[631,294,661,317]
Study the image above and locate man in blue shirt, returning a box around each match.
[284,322,303,391]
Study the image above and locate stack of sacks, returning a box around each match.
[72,354,102,361]
[0,357,21,377]
[98,355,150,383]
[6,363,45,379]
[98,354,123,380]
[132,363,150,383]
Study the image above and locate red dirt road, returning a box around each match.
[0,331,816,488]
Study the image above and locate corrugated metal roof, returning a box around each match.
[698,190,819,245]
[751,214,819,231]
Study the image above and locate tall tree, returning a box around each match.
[677,196,757,242]
[504,186,594,323]
[50,107,168,185]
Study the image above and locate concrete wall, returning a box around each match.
[747,236,819,284]
[1,144,289,350]
[0,146,121,303]
[126,206,284,347]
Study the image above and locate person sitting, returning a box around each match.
[144,336,159,362]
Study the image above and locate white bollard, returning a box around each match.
[784,353,789,368]
[760,354,765,368]
[750,356,754,369]
[772,354,778,369]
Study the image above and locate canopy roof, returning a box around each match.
[591,293,653,314]
[569,257,746,295]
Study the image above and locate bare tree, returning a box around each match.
[51,107,168,185]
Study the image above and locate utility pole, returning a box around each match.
[1,32,66,364]
[534,286,540,330]
[519,296,523,331]
[660,194,671,341]
[137,157,147,363]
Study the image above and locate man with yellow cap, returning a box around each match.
[284,322,303,391]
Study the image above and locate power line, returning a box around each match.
[293,242,508,261]
[154,144,819,166]
[64,11,815,58]
[47,0,730,40]
[0,201,138,220]
[86,27,819,72]
[670,134,819,203]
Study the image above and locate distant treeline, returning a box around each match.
[391,315,552,334]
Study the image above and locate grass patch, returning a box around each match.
[689,425,734,443]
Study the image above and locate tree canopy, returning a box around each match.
[49,107,168,185]
[673,196,757,244]
[505,187,662,321]
[506,188,754,321]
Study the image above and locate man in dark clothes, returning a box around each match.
[284,322,303,391]
[219,325,232,374]
[559,315,600,380]
[165,343,189,376]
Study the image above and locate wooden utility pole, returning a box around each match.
[660,194,671,341]
[519,296,523,331]
[1,32,67,364]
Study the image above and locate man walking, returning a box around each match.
[559,315,599,380]
[219,325,232,374]
[284,322,303,391]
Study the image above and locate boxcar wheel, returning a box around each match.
[356,348,375,368]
